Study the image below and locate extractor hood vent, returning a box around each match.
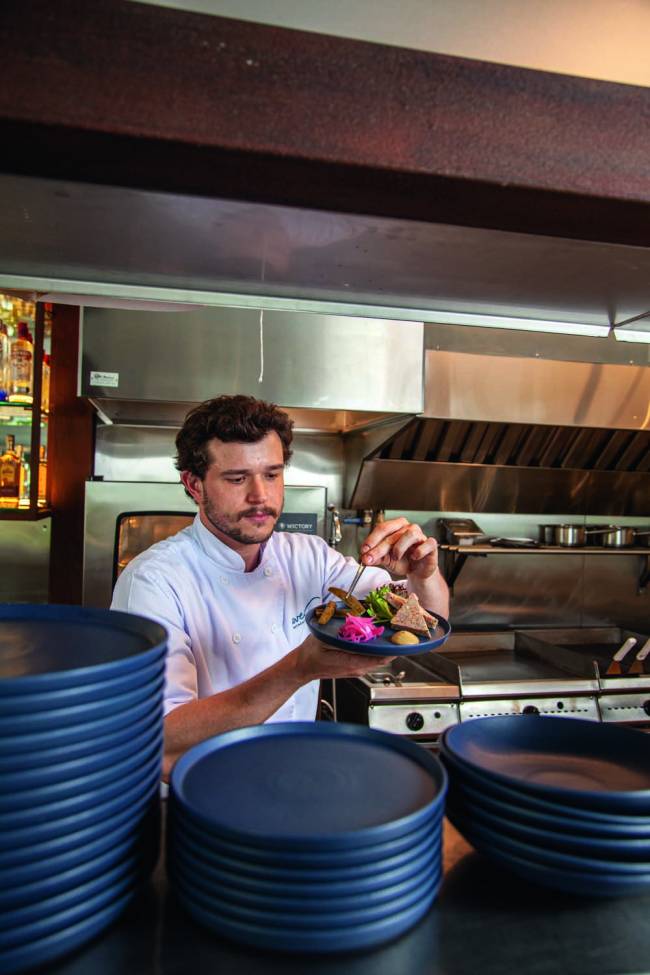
[373,418,650,473]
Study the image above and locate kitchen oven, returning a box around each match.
[336,626,650,745]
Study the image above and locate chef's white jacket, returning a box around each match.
[111,515,390,721]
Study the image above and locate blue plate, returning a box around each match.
[0,860,140,948]
[0,674,165,735]
[0,887,135,975]
[0,693,164,757]
[0,792,159,869]
[171,853,440,929]
[442,715,650,813]
[0,656,165,715]
[170,821,441,893]
[0,728,162,812]
[0,762,161,851]
[0,796,158,888]
[171,793,444,868]
[440,744,650,831]
[0,748,162,831]
[449,778,650,857]
[0,700,162,773]
[447,808,650,897]
[174,872,439,953]
[0,716,162,795]
[171,722,447,851]
[2,826,153,911]
[446,803,650,875]
[0,604,167,692]
[306,602,451,656]
[170,834,440,907]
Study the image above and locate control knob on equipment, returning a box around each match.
[406,712,425,732]
[522,705,540,715]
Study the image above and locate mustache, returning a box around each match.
[238,507,278,520]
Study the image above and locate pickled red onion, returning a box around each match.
[338,615,384,643]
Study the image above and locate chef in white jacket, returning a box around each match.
[111,395,449,779]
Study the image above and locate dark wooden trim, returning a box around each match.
[48,304,94,604]
[1,1,650,246]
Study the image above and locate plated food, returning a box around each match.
[307,583,451,657]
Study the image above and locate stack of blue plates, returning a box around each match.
[168,722,447,953]
[0,604,167,975]
[441,715,650,896]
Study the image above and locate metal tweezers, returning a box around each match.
[346,562,367,598]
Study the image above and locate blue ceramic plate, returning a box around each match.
[306,603,451,656]
[0,888,135,975]
[442,716,650,813]
[0,693,163,758]
[449,778,650,857]
[170,823,441,894]
[446,803,650,875]
[171,794,444,868]
[0,700,162,773]
[0,792,159,870]
[0,716,162,795]
[175,873,439,953]
[171,722,447,851]
[171,853,440,929]
[2,827,152,912]
[0,748,162,832]
[0,656,165,715]
[0,798,158,888]
[440,744,650,831]
[0,762,161,851]
[0,604,167,693]
[0,674,165,735]
[0,861,140,948]
[0,728,162,813]
[448,808,650,897]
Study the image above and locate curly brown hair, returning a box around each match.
[175,395,293,481]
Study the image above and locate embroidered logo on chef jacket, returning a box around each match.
[291,595,320,629]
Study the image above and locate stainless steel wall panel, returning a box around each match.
[80,307,423,415]
[424,350,650,431]
[0,519,51,603]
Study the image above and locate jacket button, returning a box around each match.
[232,633,241,644]
[263,567,273,577]
[219,576,229,585]
[271,623,278,634]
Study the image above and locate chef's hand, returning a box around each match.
[295,634,394,682]
[359,516,439,582]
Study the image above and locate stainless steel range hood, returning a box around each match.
[79,305,424,431]
[348,350,650,515]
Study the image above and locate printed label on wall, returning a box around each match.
[277,513,318,534]
[89,371,120,388]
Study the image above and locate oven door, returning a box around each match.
[82,481,327,608]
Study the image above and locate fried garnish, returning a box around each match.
[327,586,365,616]
[317,601,336,625]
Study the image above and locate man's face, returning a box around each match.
[182,431,285,547]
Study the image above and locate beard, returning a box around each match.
[203,495,280,546]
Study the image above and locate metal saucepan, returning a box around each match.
[538,524,621,547]
[587,525,650,548]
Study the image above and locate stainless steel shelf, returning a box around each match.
[442,545,650,554]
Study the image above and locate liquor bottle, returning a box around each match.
[0,434,20,506]
[41,353,51,412]
[8,322,33,404]
[0,323,9,401]
[15,444,30,507]
[38,444,47,504]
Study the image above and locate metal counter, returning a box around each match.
[46,808,650,975]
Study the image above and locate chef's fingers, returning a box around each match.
[360,526,410,566]
[360,517,409,557]
[388,525,429,564]
[406,537,439,567]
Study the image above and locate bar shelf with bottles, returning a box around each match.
[0,294,50,518]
